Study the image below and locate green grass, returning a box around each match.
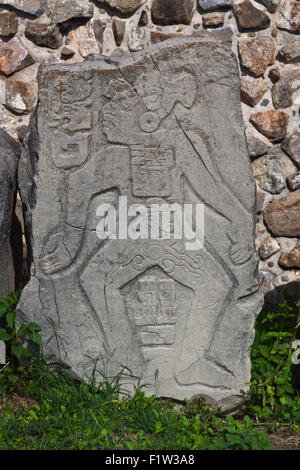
[0,294,299,450]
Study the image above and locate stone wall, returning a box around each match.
[0,0,299,303]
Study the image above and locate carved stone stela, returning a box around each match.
[18,37,263,403]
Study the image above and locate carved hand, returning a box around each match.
[228,225,253,266]
[40,233,73,275]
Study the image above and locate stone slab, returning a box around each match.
[17,36,263,404]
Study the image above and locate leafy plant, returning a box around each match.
[0,290,42,364]
[246,299,300,423]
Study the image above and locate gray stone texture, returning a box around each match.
[17,37,262,403]
[0,129,20,302]
[0,0,47,17]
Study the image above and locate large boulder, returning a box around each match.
[17,36,263,405]
[0,129,21,301]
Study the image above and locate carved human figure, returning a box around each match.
[37,62,258,388]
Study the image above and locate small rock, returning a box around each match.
[61,46,75,58]
[272,70,300,109]
[69,24,99,58]
[0,38,34,76]
[5,79,35,114]
[257,189,265,213]
[238,37,276,76]
[152,0,195,25]
[264,190,300,237]
[269,67,280,82]
[100,0,143,15]
[139,10,148,26]
[255,0,280,13]
[202,12,224,27]
[128,26,147,52]
[287,172,300,191]
[0,11,18,37]
[25,23,63,49]
[259,236,280,259]
[52,0,93,24]
[251,148,295,194]
[112,18,126,47]
[250,110,288,143]
[240,76,267,106]
[247,134,270,158]
[277,0,300,33]
[92,19,106,54]
[279,241,300,268]
[199,0,232,10]
[278,39,300,63]
[282,132,300,168]
[233,1,270,31]
[0,0,46,17]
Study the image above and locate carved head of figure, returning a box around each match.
[102,69,197,144]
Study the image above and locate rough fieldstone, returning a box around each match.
[282,132,300,168]
[272,71,300,109]
[0,38,34,76]
[264,190,300,237]
[152,0,195,25]
[255,0,280,13]
[199,0,232,10]
[5,79,35,114]
[25,23,63,49]
[61,46,75,59]
[69,25,99,58]
[92,19,106,54]
[259,236,280,259]
[233,1,270,31]
[269,66,280,83]
[279,241,300,268]
[257,189,265,213]
[251,148,296,194]
[112,18,126,47]
[0,11,18,37]
[277,0,300,32]
[278,40,300,63]
[0,129,20,302]
[128,27,147,52]
[240,77,267,106]
[247,134,270,159]
[238,37,276,76]
[52,0,93,24]
[202,12,224,27]
[0,0,46,17]
[100,0,143,15]
[250,110,288,143]
[17,36,262,405]
[287,172,300,191]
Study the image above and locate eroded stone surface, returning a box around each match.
[0,0,46,17]
[251,149,296,193]
[202,12,224,27]
[277,0,300,32]
[52,0,93,24]
[283,132,300,168]
[287,172,300,191]
[199,0,232,10]
[101,0,143,15]
[233,1,270,31]
[264,190,300,237]
[279,241,300,268]
[259,236,280,259]
[250,110,288,142]
[278,39,300,63]
[152,0,195,25]
[238,37,276,76]
[247,134,270,158]
[240,76,267,106]
[0,38,34,76]
[25,23,63,49]
[17,37,262,404]
[256,0,280,13]
[0,11,18,37]
[0,129,20,302]
[5,79,36,114]
[272,70,300,109]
